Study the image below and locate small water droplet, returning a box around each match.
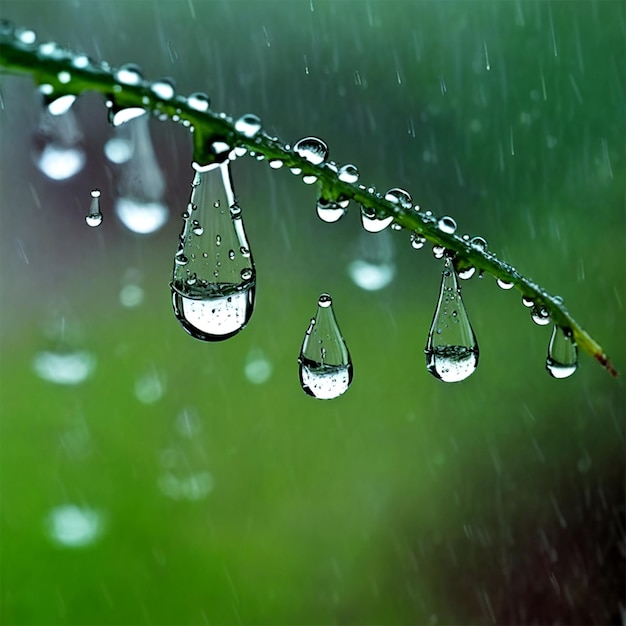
[150,78,175,100]
[72,54,91,69]
[115,63,143,86]
[437,216,457,234]
[235,113,262,138]
[410,232,426,250]
[290,167,302,176]
[302,174,318,185]
[316,196,347,223]
[269,159,283,169]
[531,304,551,326]
[46,94,76,116]
[172,162,255,341]
[457,266,476,280]
[108,105,147,127]
[338,163,359,184]
[360,205,394,233]
[293,136,329,165]
[57,70,71,84]
[432,245,445,259]
[15,27,36,46]
[192,220,204,236]
[470,236,488,251]
[298,293,353,399]
[425,258,479,382]
[384,188,413,210]
[522,296,535,308]
[187,92,211,112]
[496,277,514,290]
[85,189,103,227]
[546,325,578,379]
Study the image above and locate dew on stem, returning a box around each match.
[298,294,353,399]
[171,161,255,341]
[293,136,329,165]
[425,258,479,383]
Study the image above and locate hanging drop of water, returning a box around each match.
[457,265,476,280]
[298,294,353,399]
[338,163,359,183]
[437,216,457,234]
[235,114,262,138]
[114,116,168,234]
[410,232,426,250]
[269,159,283,169]
[522,296,535,308]
[293,136,329,165]
[496,277,514,290]
[546,325,578,379]
[46,94,77,116]
[85,189,103,227]
[115,63,143,86]
[171,161,255,341]
[432,245,445,259]
[302,174,318,185]
[360,205,394,233]
[316,195,347,223]
[425,258,479,383]
[33,106,85,181]
[531,304,551,326]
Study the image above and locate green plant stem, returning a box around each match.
[0,36,618,377]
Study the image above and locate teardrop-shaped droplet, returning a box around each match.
[32,106,85,181]
[293,136,328,165]
[171,162,255,341]
[348,228,395,291]
[360,204,394,233]
[546,325,578,379]
[425,258,479,383]
[234,114,262,138]
[85,189,103,227]
[114,116,168,234]
[298,294,353,399]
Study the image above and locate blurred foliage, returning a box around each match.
[0,1,624,624]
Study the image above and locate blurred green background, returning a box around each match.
[0,1,624,624]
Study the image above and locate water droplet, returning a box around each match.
[338,163,359,183]
[46,505,104,548]
[46,94,76,116]
[298,293,353,399]
[360,205,394,233]
[57,71,71,84]
[187,92,211,112]
[522,296,535,308]
[546,325,578,379]
[293,136,328,165]
[114,116,168,234]
[457,266,476,280]
[150,78,175,100]
[531,304,551,326]
[496,277,514,290]
[470,236,488,251]
[15,27,36,46]
[234,113,262,138]
[290,167,302,176]
[72,54,91,69]
[437,216,457,234]
[269,159,283,169]
[33,106,86,181]
[348,228,395,291]
[108,105,147,127]
[115,63,143,86]
[384,188,413,210]
[316,196,347,223]
[425,258,479,382]
[85,189,103,227]
[302,174,318,184]
[432,245,445,259]
[410,232,426,250]
[172,162,255,341]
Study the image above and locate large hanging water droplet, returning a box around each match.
[114,116,168,234]
[33,106,85,181]
[298,294,353,399]
[293,136,328,165]
[85,189,103,227]
[171,161,255,341]
[425,258,479,383]
[546,325,578,379]
[360,204,394,233]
